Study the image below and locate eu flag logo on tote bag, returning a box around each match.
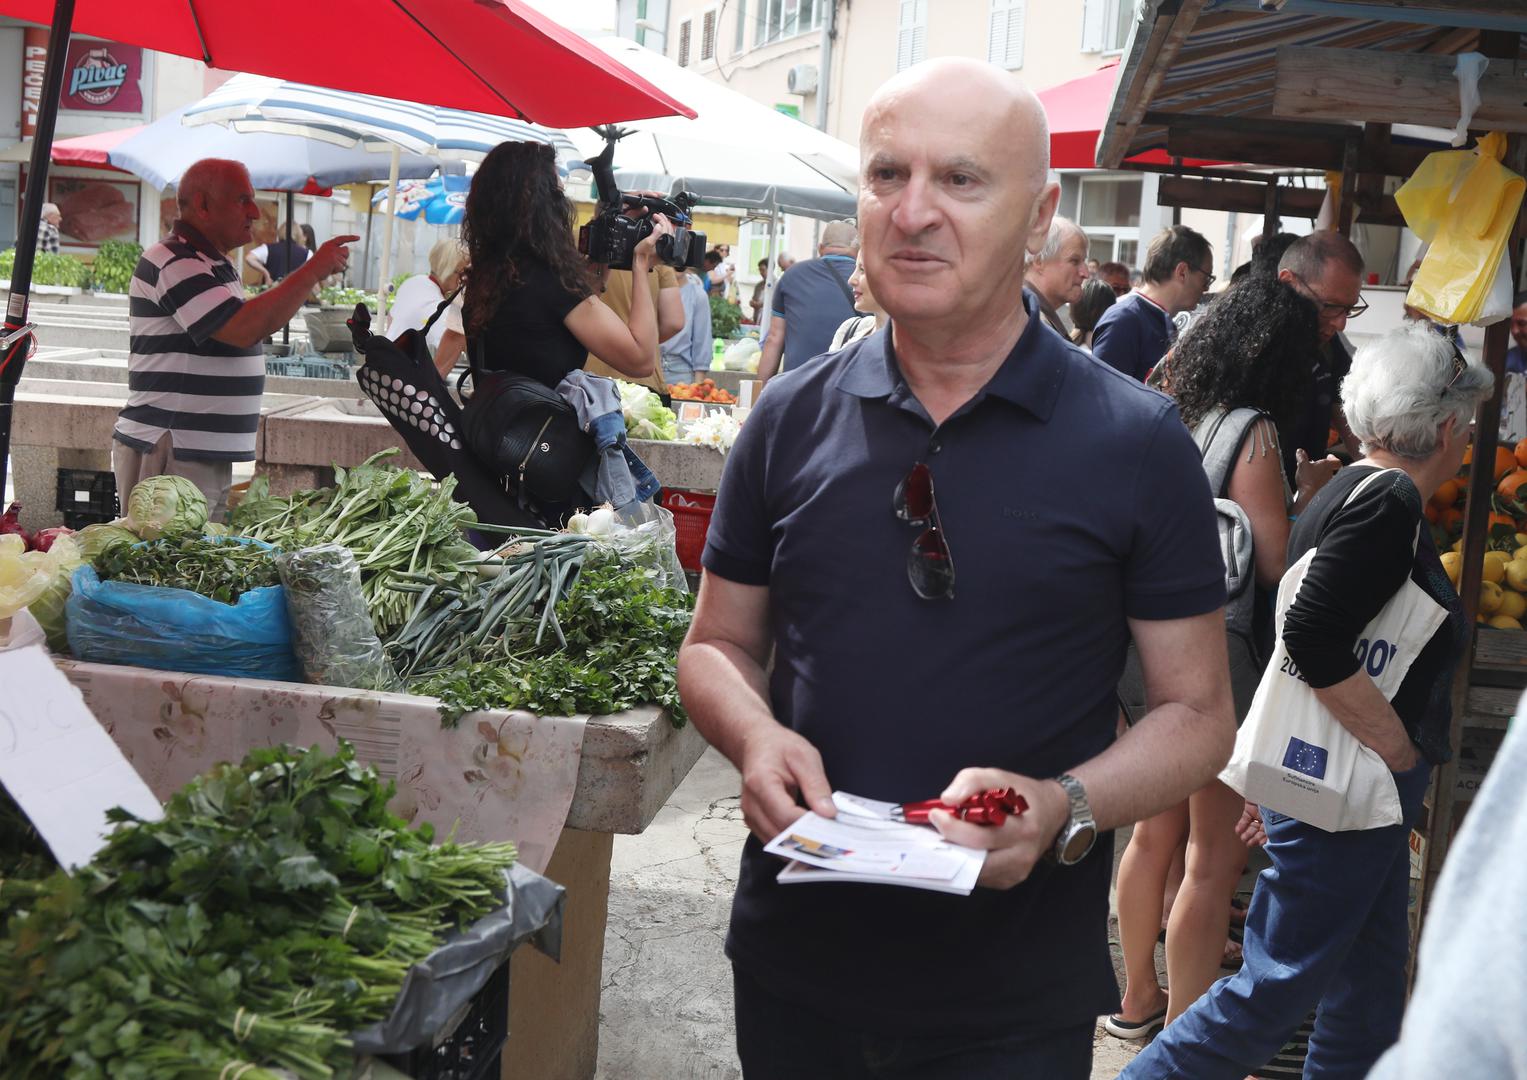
[1282,738,1329,779]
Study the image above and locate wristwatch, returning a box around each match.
[1050,773,1098,866]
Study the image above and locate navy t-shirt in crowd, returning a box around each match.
[702,290,1226,1037]
[1091,290,1175,382]
[770,254,859,373]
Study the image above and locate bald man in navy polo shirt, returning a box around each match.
[679,58,1234,1079]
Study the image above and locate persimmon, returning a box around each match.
[1501,470,1527,503]
[1498,447,1519,482]
[1441,507,1465,535]
[1515,437,1527,470]
[1431,479,1462,508]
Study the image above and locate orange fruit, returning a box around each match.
[1432,479,1461,509]
[1516,438,1527,470]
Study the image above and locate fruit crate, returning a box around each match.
[55,467,118,527]
[661,489,717,572]
[378,958,510,1080]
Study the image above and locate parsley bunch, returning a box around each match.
[0,743,516,1078]
[408,554,694,728]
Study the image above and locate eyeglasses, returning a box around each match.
[1289,272,1369,320]
[1443,346,1468,394]
[1193,265,1216,289]
[893,462,955,600]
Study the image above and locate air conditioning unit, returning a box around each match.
[787,64,819,95]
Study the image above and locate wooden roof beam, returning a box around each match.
[1274,46,1527,133]
[1153,112,1433,175]
[1155,175,1406,228]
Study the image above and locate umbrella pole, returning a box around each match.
[376,146,401,325]
[362,194,375,291]
[282,190,294,347]
[0,0,75,503]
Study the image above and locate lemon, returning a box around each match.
[1441,551,1463,585]
[1516,532,1527,547]
[1453,539,1464,553]
[1481,581,1506,614]
[1483,552,1509,584]
[1499,591,1527,619]
[1508,559,1527,593]
[1489,615,1523,630]
[1515,546,1527,562]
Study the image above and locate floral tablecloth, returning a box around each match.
[55,660,587,874]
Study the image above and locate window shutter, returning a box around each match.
[701,9,716,59]
[1080,0,1105,53]
[734,0,748,53]
[897,0,926,72]
[678,18,691,65]
[988,0,1025,69]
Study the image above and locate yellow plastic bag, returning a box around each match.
[0,533,80,620]
[1397,133,1526,324]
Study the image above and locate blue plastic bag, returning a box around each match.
[66,548,301,682]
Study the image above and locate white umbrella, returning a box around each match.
[183,74,578,317]
[568,37,861,221]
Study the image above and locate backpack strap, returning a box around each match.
[1194,407,1270,499]
[422,286,462,337]
[825,257,856,310]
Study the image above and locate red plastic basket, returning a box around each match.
[662,489,717,572]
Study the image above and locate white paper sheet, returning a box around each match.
[0,646,163,869]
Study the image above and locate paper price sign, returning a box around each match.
[0,646,162,869]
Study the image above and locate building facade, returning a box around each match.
[616,0,1241,282]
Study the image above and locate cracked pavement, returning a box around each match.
[593,745,1143,1078]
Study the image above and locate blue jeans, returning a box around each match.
[733,965,1094,1079]
[1122,761,1432,1080]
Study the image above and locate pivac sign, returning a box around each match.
[68,49,129,105]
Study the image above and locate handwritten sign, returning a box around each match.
[0,646,162,869]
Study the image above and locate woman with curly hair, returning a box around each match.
[460,140,672,388]
[1111,274,1342,1040]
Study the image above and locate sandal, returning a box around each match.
[1105,1006,1168,1040]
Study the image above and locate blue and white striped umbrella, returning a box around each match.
[182,73,578,162]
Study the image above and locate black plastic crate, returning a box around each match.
[56,468,118,520]
[380,959,510,1080]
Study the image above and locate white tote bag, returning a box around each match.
[1220,469,1447,832]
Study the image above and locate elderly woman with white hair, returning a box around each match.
[1023,215,1089,338]
[387,238,469,375]
[1124,321,1493,1080]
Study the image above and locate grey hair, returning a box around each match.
[176,158,249,210]
[1342,322,1493,460]
[1026,216,1085,269]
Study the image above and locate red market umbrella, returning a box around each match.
[1038,61,1216,169]
[0,0,697,499]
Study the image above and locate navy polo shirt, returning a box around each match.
[702,290,1226,1036]
[1091,290,1175,382]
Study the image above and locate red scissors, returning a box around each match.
[895,787,1028,828]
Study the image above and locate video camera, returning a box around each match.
[577,135,707,272]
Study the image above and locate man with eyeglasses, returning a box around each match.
[1092,225,1215,382]
[678,57,1235,1079]
[1276,231,1368,481]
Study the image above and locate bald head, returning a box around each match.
[177,158,249,211]
[862,58,1051,193]
[857,58,1059,337]
[175,157,259,253]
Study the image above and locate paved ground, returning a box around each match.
[596,746,1152,1079]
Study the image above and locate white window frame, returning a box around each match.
[700,6,718,61]
[988,0,1026,71]
[1074,174,1141,265]
[733,0,748,55]
[757,0,828,48]
[897,0,927,73]
[1081,0,1133,56]
[677,16,692,66]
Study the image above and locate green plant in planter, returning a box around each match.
[31,252,89,288]
[709,292,741,339]
[90,240,142,294]
[0,247,14,280]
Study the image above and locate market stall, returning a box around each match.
[0,437,709,1079]
[1096,0,1527,965]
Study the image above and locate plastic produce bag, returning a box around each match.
[66,548,301,681]
[568,502,688,592]
[276,544,403,692]
[1397,132,1526,325]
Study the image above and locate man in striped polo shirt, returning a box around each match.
[113,158,356,518]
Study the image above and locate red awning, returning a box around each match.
[47,124,132,169]
[1038,62,1215,170]
[0,0,695,128]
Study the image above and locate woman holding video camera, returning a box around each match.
[461,140,673,387]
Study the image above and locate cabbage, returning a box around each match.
[619,382,679,442]
[75,522,142,563]
[27,535,82,651]
[126,476,208,540]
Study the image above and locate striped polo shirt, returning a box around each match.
[114,223,264,462]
